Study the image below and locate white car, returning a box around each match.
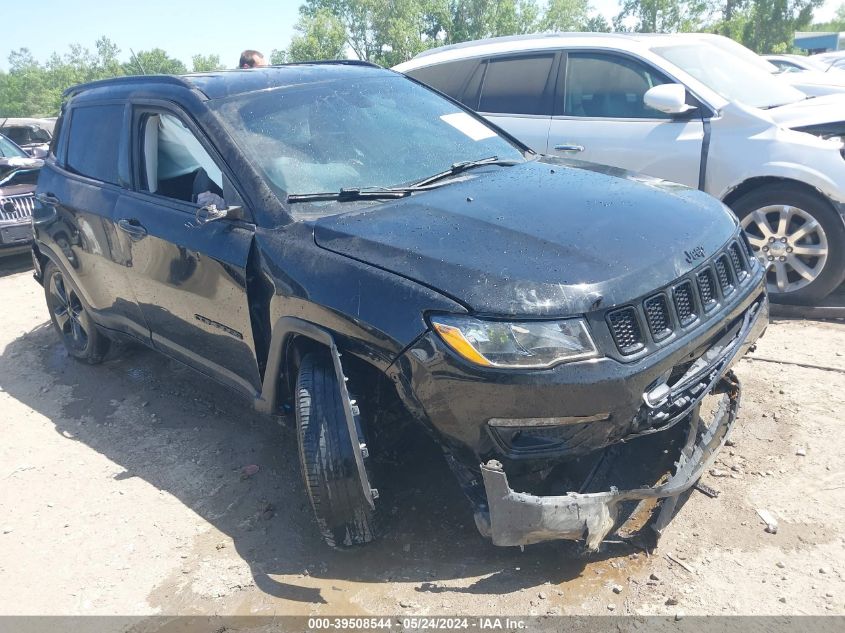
[758,53,845,97]
[395,32,845,303]
[813,50,845,71]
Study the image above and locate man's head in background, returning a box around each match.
[239,50,267,69]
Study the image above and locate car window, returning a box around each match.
[564,53,672,119]
[2,127,30,145]
[66,104,124,185]
[405,59,479,105]
[478,54,555,115]
[139,112,223,204]
[29,126,51,143]
[653,43,805,109]
[771,60,800,72]
[210,74,525,212]
[0,134,28,158]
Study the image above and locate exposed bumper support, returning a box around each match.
[479,375,739,549]
[476,298,765,550]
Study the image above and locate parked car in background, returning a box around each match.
[764,54,835,74]
[395,32,845,304]
[757,52,845,96]
[0,133,41,255]
[0,118,56,158]
[812,50,845,72]
[31,64,767,550]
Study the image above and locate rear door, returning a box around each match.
[471,53,560,153]
[35,102,149,339]
[549,51,704,188]
[112,104,262,396]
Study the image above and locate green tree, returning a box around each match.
[539,0,590,31]
[584,14,612,32]
[270,49,288,64]
[429,0,540,44]
[191,54,225,72]
[123,48,187,75]
[615,0,712,32]
[287,7,349,61]
[741,0,823,53]
[0,39,217,117]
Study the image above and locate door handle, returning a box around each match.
[553,144,585,152]
[117,218,148,240]
[35,192,61,206]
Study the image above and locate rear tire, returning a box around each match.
[43,261,110,364]
[732,184,845,304]
[295,350,379,548]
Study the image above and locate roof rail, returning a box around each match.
[413,31,627,59]
[283,59,382,68]
[62,74,194,99]
[183,59,383,77]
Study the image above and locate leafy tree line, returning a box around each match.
[0,37,223,117]
[275,0,830,63]
[1,1,839,117]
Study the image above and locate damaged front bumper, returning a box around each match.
[475,299,764,550]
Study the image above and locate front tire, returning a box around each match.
[43,261,110,364]
[295,350,379,548]
[733,184,845,304]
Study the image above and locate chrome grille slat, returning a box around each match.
[0,194,35,221]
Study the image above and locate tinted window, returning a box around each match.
[406,59,478,104]
[3,127,29,145]
[66,104,124,184]
[0,134,27,158]
[478,55,555,115]
[564,53,672,119]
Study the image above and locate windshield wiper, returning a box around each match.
[287,187,416,203]
[286,156,522,203]
[409,155,520,188]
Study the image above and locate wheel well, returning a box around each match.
[722,177,832,210]
[280,335,412,445]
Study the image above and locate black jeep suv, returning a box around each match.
[32,63,768,550]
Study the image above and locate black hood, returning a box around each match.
[313,160,738,316]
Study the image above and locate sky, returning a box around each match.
[1,0,842,72]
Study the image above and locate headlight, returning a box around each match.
[430,315,598,369]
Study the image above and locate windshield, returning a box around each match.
[210,74,525,205]
[653,42,806,109]
[789,56,829,72]
[0,134,28,158]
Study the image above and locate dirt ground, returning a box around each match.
[1,252,843,621]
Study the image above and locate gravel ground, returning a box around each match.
[0,253,843,621]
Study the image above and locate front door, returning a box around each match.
[113,107,261,396]
[549,51,704,189]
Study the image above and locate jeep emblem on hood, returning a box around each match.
[685,246,706,264]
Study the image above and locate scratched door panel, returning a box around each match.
[113,192,261,396]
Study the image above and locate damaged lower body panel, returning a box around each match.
[473,297,763,550]
[476,372,739,550]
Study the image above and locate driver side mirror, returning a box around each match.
[187,204,244,228]
[644,84,696,115]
